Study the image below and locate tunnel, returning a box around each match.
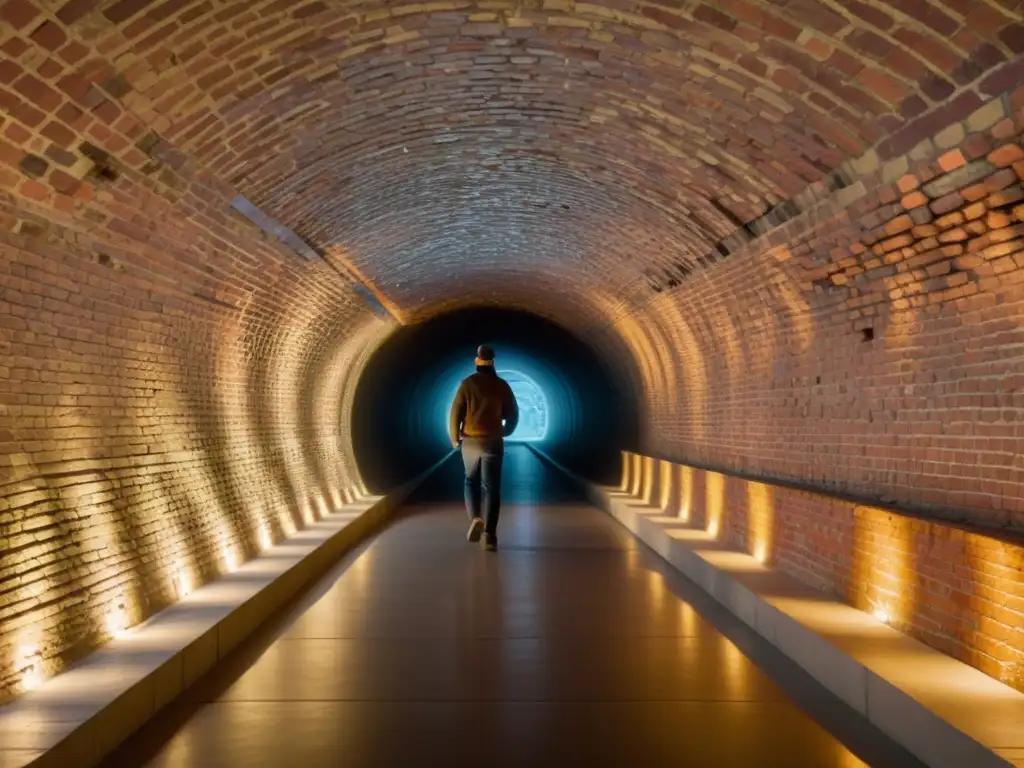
[352,307,636,493]
[1,0,1023,765]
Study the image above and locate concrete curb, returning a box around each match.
[529,446,1020,768]
[0,454,453,768]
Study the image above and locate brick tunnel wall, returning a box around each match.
[597,100,1024,531]
[2,0,1024,703]
[0,106,393,700]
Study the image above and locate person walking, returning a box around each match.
[449,345,519,551]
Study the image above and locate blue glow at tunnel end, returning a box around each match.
[441,366,551,444]
[498,369,549,442]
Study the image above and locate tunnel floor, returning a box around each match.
[102,447,920,767]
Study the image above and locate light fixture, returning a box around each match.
[176,568,191,598]
[16,643,42,691]
[106,602,129,638]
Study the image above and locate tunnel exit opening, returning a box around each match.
[498,369,548,442]
[499,369,548,442]
[443,368,550,443]
[352,307,637,493]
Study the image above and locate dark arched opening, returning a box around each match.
[352,307,638,494]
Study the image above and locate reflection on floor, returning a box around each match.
[103,447,922,767]
[410,444,583,505]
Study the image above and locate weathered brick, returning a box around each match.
[901,191,928,210]
[987,186,1024,209]
[989,143,1024,168]
[923,160,995,198]
[938,227,968,243]
[884,213,914,235]
[930,192,965,215]
[17,154,48,178]
[935,211,966,229]
[896,174,919,193]
[938,149,967,172]
[964,202,987,221]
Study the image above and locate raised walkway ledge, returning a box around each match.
[0,454,451,768]
[529,447,1024,768]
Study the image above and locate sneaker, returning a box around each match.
[484,533,498,551]
[466,517,484,543]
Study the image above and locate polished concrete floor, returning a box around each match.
[104,448,922,767]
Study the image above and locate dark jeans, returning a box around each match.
[461,437,504,535]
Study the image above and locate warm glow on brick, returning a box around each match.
[620,449,1024,695]
[618,451,632,492]
[258,525,273,552]
[15,642,42,693]
[106,602,130,639]
[657,460,675,513]
[628,453,643,498]
[705,472,725,539]
[678,466,694,523]
[223,543,239,573]
[316,495,332,518]
[853,508,915,631]
[641,455,657,505]
[747,482,774,565]
[176,569,193,599]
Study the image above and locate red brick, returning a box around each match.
[57,40,89,65]
[987,187,1024,209]
[896,174,919,194]
[57,0,98,24]
[938,227,968,243]
[988,144,1024,168]
[0,0,40,28]
[18,177,49,200]
[938,149,967,172]
[931,192,965,215]
[48,168,80,195]
[40,121,75,147]
[935,211,966,229]
[884,213,914,235]
[964,202,987,221]
[1,35,29,58]
[986,168,1018,193]
[962,183,989,203]
[12,73,63,112]
[901,191,928,210]
[103,0,155,23]
[30,21,67,51]
[987,211,1011,229]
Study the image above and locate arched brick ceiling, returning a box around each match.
[17,0,1024,326]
